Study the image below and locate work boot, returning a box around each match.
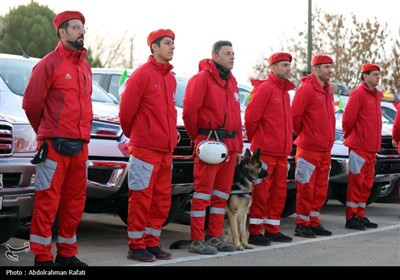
[345,217,366,231]
[127,248,156,262]
[359,217,378,228]
[206,237,236,252]
[146,246,171,260]
[309,225,332,236]
[189,240,218,255]
[265,232,293,242]
[54,255,88,266]
[294,226,316,238]
[248,234,271,246]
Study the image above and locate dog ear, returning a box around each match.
[244,148,252,158]
[252,148,261,161]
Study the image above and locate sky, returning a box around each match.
[1,0,399,82]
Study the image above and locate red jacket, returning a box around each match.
[342,82,383,153]
[392,104,400,154]
[23,42,93,142]
[119,55,177,153]
[245,73,295,156]
[182,59,243,153]
[291,74,335,152]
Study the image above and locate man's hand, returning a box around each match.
[236,153,241,165]
[392,139,398,148]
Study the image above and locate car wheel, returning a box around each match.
[14,216,59,240]
[14,216,31,240]
[0,218,20,244]
[281,189,296,217]
[116,201,173,227]
[334,183,381,205]
[172,193,192,225]
[376,179,400,203]
[172,192,210,228]
[117,206,128,225]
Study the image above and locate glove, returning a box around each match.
[31,141,48,164]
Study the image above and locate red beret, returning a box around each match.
[53,11,85,30]
[311,54,333,66]
[268,52,292,65]
[147,29,175,46]
[361,63,380,73]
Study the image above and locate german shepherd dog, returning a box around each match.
[170,148,267,251]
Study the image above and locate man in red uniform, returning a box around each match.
[119,29,177,262]
[245,52,295,245]
[342,63,382,230]
[291,55,335,238]
[183,40,243,254]
[23,11,91,266]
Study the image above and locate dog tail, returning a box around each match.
[169,240,191,249]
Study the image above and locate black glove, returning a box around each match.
[31,141,48,164]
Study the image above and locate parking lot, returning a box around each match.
[1,200,399,268]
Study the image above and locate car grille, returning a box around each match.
[174,126,193,156]
[0,121,13,156]
[172,160,194,184]
[378,136,399,156]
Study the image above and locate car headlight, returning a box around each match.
[335,129,344,142]
[13,124,37,153]
[91,120,123,139]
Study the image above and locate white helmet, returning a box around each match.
[196,140,228,164]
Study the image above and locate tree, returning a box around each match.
[0,1,57,58]
[89,32,137,69]
[251,9,400,94]
[0,1,106,67]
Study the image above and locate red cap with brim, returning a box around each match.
[361,63,380,73]
[268,52,292,65]
[147,29,175,46]
[53,11,85,30]
[311,54,333,66]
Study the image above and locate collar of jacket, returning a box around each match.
[147,55,174,73]
[56,41,87,65]
[360,81,383,98]
[300,74,332,95]
[198,58,235,88]
[267,72,296,91]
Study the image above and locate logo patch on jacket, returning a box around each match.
[65,73,72,80]
[234,91,240,102]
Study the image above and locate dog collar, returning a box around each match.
[230,190,251,195]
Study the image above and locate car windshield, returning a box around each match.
[0,57,38,96]
[0,56,115,104]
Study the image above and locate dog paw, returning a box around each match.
[236,245,244,251]
[243,243,254,249]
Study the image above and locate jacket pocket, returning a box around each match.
[295,157,315,184]
[128,156,154,191]
[349,150,365,174]
[35,159,57,191]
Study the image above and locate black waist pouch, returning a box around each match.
[50,138,84,156]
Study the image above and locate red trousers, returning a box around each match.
[30,139,88,262]
[295,147,331,227]
[127,146,172,249]
[249,155,288,235]
[346,149,376,220]
[190,152,237,241]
